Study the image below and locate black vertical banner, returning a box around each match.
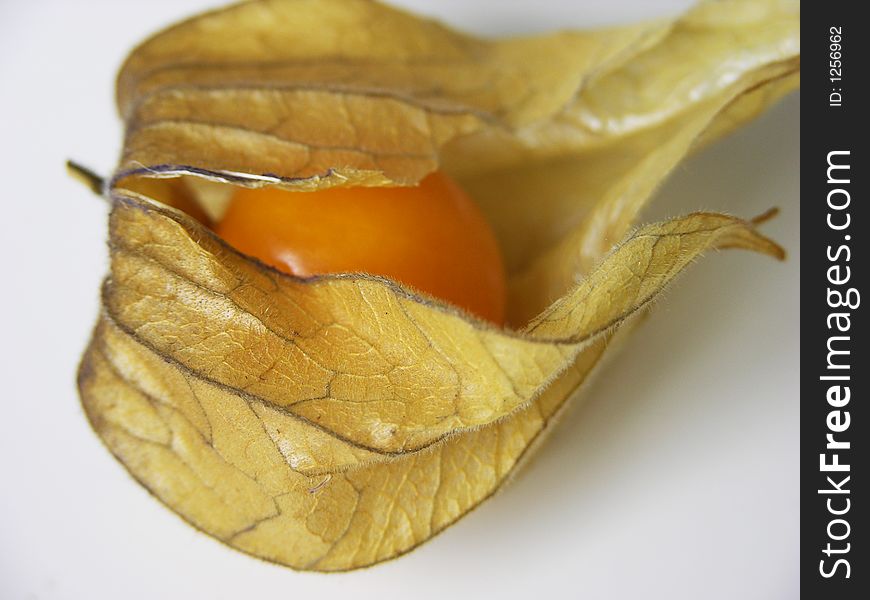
[803,4,867,597]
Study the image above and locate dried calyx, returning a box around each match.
[77,0,799,572]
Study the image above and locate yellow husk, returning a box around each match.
[78,0,799,571]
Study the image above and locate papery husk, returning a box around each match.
[78,0,799,571]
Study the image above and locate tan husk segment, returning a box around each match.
[79,0,799,571]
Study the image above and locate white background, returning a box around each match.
[0,1,798,598]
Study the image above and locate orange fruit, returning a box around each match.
[215,172,507,325]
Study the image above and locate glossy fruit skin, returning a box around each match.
[215,172,507,325]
